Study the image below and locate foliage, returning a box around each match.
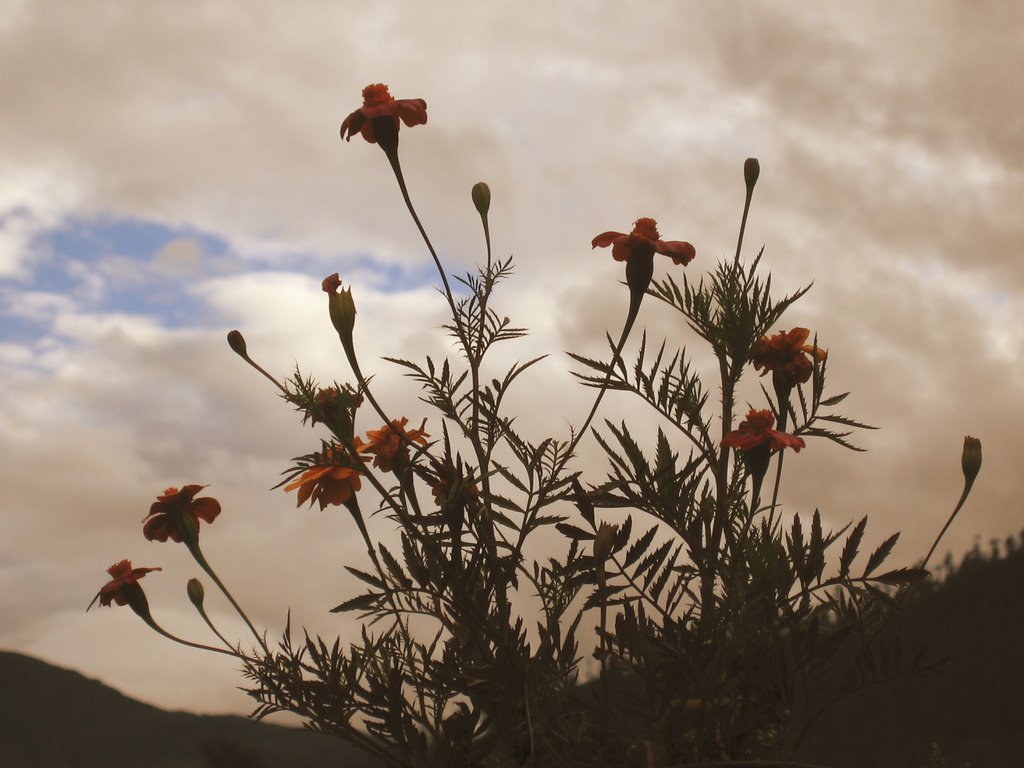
[91,84,982,768]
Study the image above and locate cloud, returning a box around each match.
[0,0,1021,716]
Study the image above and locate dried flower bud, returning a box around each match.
[471,182,491,217]
[962,436,982,486]
[226,330,247,358]
[593,522,616,562]
[744,158,760,192]
[186,578,205,610]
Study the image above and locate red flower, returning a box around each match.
[722,409,805,453]
[284,447,362,510]
[340,83,427,145]
[750,327,827,390]
[87,559,161,611]
[142,485,221,543]
[357,417,429,473]
[592,217,695,266]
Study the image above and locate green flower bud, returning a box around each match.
[962,436,982,486]
[744,158,760,192]
[471,182,491,217]
[187,578,205,610]
[226,330,247,358]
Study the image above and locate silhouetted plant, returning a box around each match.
[90,83,983,768]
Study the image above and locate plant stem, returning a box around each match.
[187,542,268,654]
[136,610,240,658]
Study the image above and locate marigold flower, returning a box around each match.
[722,409,805,453]
[87,560,161,611]
[591,217,695,266]
[284,447,363,510]
[340,83,427,145]
[357,417,429,473]
[142,485,221,544]
[750,327,827,390]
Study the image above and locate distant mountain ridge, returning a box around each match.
[0,650,374,767]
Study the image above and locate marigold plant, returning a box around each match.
[92,83,982,768]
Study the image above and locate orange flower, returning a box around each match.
[142,485,221,544]
[592,217,695,266]
[340,83,427,145]
[284,447,362,510]
[87,559,161,611]
[722,409,805,453]
[357,417,429,473]
[750,328,826,390]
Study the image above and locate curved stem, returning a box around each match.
[384,149,459,318]
[135,610,240,658]
[921,479,974,570]
[560,278,646,471]
[187,542,268,654]
[194,603,240,653]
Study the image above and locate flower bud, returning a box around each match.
[186,578,205,610]
[962,435,982,486]
[322,273,356,341]
[744,158,760,191]
[471,182,491,217]
[226,330,247,358]
[593,522,616,562]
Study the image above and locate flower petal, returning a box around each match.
[396,98,428,127]
[191,497,221,525]
[592,231,626,249]
[656,240,696,266]
[340,110,365,141]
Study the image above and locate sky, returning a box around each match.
[1,1,1022,717]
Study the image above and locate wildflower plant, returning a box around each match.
[92,83,983,768]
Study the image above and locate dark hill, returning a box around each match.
[0,650,375,768]
[796,534,1024,768]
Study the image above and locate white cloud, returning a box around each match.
[1,0,1022,718]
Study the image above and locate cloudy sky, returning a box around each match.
[2,1,1021,717]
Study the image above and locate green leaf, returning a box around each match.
[344,566,386,590]
[863,532,900,578]
[839,516,867,579]
[556,522,594,541]
[378,545,412,589]
[623,525,659,569]
[872,566,928,586]
[331,593,382,613]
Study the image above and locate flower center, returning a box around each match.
[107,560,132,578]
[362,83,394,107]
[631,217,660,242]
[745,409,775,432]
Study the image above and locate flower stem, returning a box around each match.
[383,148,458,317]
[561,270,647,468]
[193,603,240,653]
[921,478,975,570]
[134,609,240,658]
[186,541,268,654]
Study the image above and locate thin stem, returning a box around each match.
[384,149,459,318]
[194,603,239,653]
[137,611,240,658]
[188,543,269,654]
[732,176,755,268]
[559,278,646,472]
[921,479,974,570]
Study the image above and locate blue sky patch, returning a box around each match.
[0,214,440,346]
